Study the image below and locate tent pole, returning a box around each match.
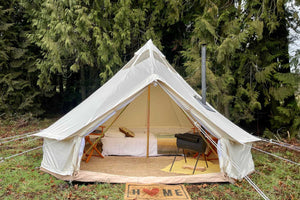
[146,85,151,158]
[85,104,129,155]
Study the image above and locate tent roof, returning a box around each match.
[35,40,260,144]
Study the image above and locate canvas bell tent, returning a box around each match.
[34,39,260,183]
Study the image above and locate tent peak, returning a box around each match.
[134,39,165,58]
[146,39,153,44]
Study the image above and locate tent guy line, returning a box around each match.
[0,137,60,164]
[0,130,41,142]
[195,123,270,200]
[0,133,37,145]
[0,130,40,140]
[251,146,300,166]
[257,136,300,152]
[0,145,43,164]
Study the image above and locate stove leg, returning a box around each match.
[183,149,187,163]
[169,148,179,172]
[204,154,208,168]
[193,152,201,174]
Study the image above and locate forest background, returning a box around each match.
[1,0,299,138]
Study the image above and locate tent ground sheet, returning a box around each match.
[76,156,230,183]
[41,156,230,183]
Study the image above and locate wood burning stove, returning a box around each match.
[169,133,208,174]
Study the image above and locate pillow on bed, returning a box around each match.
[119,127,135,137]
[105,131,125,138]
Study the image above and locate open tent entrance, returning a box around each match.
[78,83,226,183]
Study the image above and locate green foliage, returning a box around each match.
[0,0,42,116]
[1,0,299,136]
[183,0,300,135]
[21,0,189,107]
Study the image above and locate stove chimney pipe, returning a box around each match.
[201,44,206,105]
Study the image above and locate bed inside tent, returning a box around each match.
[75,83,229,183]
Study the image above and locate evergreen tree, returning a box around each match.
[23,0,191,112]
[0,0,42,117]
[1,0,297,136]
[183,0,299,136]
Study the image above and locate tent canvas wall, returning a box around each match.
[34,39,260,182]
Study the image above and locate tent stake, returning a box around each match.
[85,104,129,156]
[146,85,151,158]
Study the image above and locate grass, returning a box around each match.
[0,118,299,199]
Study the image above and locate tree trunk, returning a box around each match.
[59,75,64,95]
[224,103,230,119]
[80,65,86,101]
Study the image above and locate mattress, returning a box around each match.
[101,127,191,157]
[101,130,157,157]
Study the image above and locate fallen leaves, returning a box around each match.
[278,180,287,188]
[73,184,78,190]
[273,186,280,192]
[67,191,72,199]
[7,184,13,190]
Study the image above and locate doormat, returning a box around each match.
[124,183,191,200]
